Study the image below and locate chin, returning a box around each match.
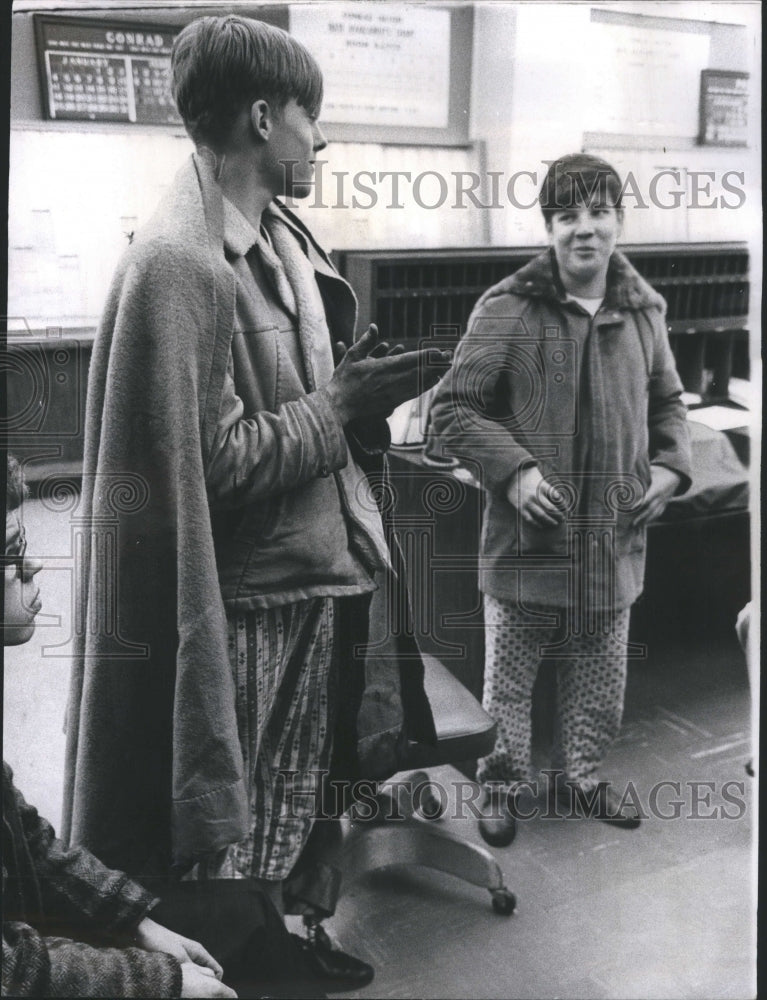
[4,623,36,646]
[571,262,600,282]
[284,182,314,201]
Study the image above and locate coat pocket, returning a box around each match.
[234,495,282,544]
[614,456,650,554]
[518,518,569,556]
[230,326,282,412]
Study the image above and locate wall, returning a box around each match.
[470,2,760,247]
[7,2,761,333]
[8,129,192,327]
[8,6,483,330]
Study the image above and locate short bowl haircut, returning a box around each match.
[171,15,323,149]
[6,455,26,515]
[539,153,623,221]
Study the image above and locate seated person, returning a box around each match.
[2,455,237,998]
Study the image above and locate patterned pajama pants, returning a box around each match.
[477,593,631,791]
[197,597,338,882]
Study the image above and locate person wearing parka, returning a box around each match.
[429,154,692,840]
[62,15,440,985]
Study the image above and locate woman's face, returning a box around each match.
[4,513,43,646]
[546,200,623,296]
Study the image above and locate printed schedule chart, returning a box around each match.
[290,4,451,129]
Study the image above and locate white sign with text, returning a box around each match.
[290,3,450,128]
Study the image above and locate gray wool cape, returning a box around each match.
[61,152,433,878]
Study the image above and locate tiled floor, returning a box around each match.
[3,498,757,1000]
[322,631,756,1000]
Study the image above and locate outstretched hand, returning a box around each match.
[327,324,451,424]
[332,335,406,364]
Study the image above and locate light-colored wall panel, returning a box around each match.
[6,2,760,330]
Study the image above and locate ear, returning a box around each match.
[250,99,274,141]
[615,207,625,236]
[544,216,554,241]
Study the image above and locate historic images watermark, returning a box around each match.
[277,769,749,823]
[284,162,748,211]
[1,322,85,446]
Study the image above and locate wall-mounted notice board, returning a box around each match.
[34,15,183,125]
[289,2,472,146]
[587,9,711,141]
[698,69,749,147]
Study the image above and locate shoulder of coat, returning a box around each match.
[609,251,667,313]
[126,227,226,293]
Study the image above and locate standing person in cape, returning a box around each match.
[430,153,692,845]
[62,15,446,989]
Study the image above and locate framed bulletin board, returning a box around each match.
[289,2,472,146]
[34,15,182,125]
[698,69,749,146]
[30,5,471,143]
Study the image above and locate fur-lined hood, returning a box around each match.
[484,247,666,314]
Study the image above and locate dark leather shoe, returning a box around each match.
[557,781,642,829]
[478,789,518,847]
[291,922,374,991]
[598,784,642,829]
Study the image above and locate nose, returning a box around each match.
[313,122,328,153]
[574,210,595,236]
[23,556,43,581]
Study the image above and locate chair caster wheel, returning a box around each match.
[491,888,517,915]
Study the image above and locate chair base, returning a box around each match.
[340,788,517,916]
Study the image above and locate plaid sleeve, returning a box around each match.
[9,769,158,933]
[2,922,182,998]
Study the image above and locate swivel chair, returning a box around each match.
[340,653,517,916]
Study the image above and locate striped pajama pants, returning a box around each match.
[477,593,631,791]
[198,597,338,882]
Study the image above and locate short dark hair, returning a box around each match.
[539,153,623,221]
[171,15,323,148]
[6,455,26,515]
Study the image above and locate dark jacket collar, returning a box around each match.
[505,247,666,313]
